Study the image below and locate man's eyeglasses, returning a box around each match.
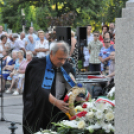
[94,34,99,37]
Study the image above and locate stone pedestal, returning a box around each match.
[115,0,134,134]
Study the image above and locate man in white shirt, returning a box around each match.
[12,33,25,52]
[34,31,49,58]
[20,32,26,48]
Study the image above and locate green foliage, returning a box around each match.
[100,0,127,24]
[56,126,114,134]
[0,0,129,32]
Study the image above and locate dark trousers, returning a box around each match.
[89,63,101,72]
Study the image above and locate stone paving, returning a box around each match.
[0,94,23,134]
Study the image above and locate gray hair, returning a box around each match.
[51,41,70,55]
[12,33,19,38]
[18,50,24,57]
[26,51,33,57]
[12,50,18,56]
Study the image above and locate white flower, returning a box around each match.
[108,124,115,132]
[106,107,114,113]
[94,122,102,129]
[96,120,105,127]
[102,123,114,133]
[105,112,114,121]
[77,120,85,129]
[102,124,111,133]
[91,107,97,112]
[95,110,103,119]
[75,106,83,112]
[88,126,94,133]
[62,120,78,128]
[108,87,115,97]
[35,132,42,134]
[95,102,106,112]
[86,112,94,119]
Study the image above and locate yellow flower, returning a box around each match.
[105,112,114,121]
[77,120,85,129]
[75,106,83,112]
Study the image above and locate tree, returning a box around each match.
[0,0,129,32]
[100,0,127,24]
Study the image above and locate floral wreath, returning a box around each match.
[64,83,90,119]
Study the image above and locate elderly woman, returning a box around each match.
[0,51,18,91]
[5,50,25,93]
[6,51,32,95]
[34,31,49,58]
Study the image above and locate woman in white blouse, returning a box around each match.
[34,31,49,58]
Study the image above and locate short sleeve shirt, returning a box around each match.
[88,40,103,64]
[109,45,115,52]
[34,40,50,58]
[26,40,35,51]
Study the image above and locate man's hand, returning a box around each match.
[56,100,69,113]
[49,94,69,113]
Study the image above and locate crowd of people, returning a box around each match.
[84,23,115,79]
[0,23,115,95]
